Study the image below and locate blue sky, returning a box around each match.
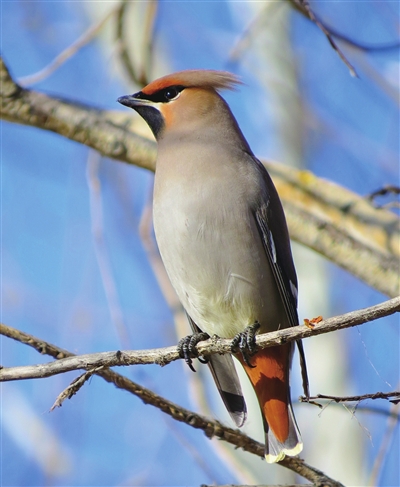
[1,1,399,486]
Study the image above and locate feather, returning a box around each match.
[238,345,303,463]
[186,313,247,426]
[253,156,310,397]
[142,70,242,95]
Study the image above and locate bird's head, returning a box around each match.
[117,70,242,140]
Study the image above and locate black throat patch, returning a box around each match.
[133,105,165,139]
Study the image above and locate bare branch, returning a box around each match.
[292,0,358,77]
[368,397,400,485]
[86,151,131,348]
[115,0,157,87]
[115,1,142,86]
[1,55,399,297]
[18,7,118,86]
[366,185,400,206]
[267,163,400,298]
[289,0,400,54]
[0,56,157,171]
[300,391,400,408]
[1,295,399,382]
[320,29,400,53]
[0,323,344,486]
[50,367,104,410]
[228,2,281,63]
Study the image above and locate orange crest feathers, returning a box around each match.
[142,70,242,95]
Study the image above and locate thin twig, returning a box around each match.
[50,367,104,410]
[290,0,400,53]
[317,29,400,53]
[292,0,358,77]
[366,185,400,202]
[229,2,281,63]
[18,7,118,86]
[368,391,400,486]
[0,323,344,485]
[1,295,399,382]
[300,391,400,407]
[86,151,131,348]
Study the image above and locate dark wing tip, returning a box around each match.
[219,390,247,427]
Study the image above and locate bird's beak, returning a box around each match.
[117,94,149,109]
[117,93,163,138]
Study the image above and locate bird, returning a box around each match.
[117,70,309,463]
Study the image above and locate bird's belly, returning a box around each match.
[153,197,285,338]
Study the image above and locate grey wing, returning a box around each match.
[186,313,247,427]
[253,158,310,397]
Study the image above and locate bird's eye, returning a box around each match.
[164,87,181,101]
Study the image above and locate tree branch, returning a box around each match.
[300,391,400,409]
[1,295,399,382]
[0,56,157,171]
[267,163,400,298]
[1,55,399,297]
[18,7,119,86]
[115,1,144,87]
[0,323,344,486]
[289,0,400,54]
[291,0,358,77]
[115,0,157,87]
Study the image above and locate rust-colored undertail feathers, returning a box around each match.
[238,344,303,463]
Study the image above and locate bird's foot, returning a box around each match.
[231,322,261,368]
[177,332,210,372]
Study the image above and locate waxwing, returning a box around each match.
[118,70,309,463]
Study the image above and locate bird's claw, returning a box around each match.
[177,332,210,372]
[231,322,260,368]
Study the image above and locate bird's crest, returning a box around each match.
[142,70,242,95]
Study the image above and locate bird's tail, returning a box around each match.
[238,343,303,463]
[207,353,247,427]
[263,396,302,463]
